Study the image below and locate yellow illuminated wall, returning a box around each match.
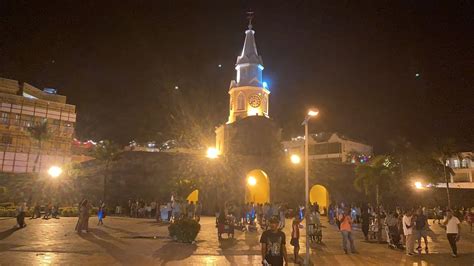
[310,185,329,211]
[245,169,270,204]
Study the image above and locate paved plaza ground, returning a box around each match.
[0,216,472,265]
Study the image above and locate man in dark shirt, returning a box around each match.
[260,216,288,266]
[414,208,429,253]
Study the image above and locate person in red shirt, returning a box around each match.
[338,206,357,254]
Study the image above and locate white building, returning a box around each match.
[437,152,474,189]
[282,132,373,164]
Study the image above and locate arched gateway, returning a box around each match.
[245,169,270,204]
[310,184,330,212]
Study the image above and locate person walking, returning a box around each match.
[338,207,357,254]
[361,204,370,241]
[30,202,40,219]
[414,208,429,254]
[188,201,195,219]
[43,203,52,219]
[443,209,461,257]
[465,208,473,233]
[290,217,300,264]
[278,204,286,230]
[75,199,90,233]
[260,216,289,266]
[97,201,105,226]
[195,201,202,222]
[402,209,415,256]
[16,202,27,228]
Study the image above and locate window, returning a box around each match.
[1,112,9,124]
[461,159,469,168]
[22,115,33,127]
[1,135,12,145]
[237,93,245,110]
[453,159,460,168]
[14,114,20,125]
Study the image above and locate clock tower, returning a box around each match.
[215,19,279,155]
[227,20,270,123]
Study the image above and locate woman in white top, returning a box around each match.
[443,209,461,257]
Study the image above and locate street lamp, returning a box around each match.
[48,166,63,178]
[414,181,423,190]
[206,147,219,159]
[301,108,319,265]
[290,154,301,165]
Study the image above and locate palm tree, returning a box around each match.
[355,155,395,242]
[28,119,50,172]
[93,140,120,203]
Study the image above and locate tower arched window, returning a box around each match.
[237,93,245,110]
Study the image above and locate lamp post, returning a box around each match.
[206,147,219,210]
[301,109,319,265]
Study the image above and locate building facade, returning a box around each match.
[282,132,373,164]
[0,77,76,173]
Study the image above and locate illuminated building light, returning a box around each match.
[415,181,423,189]
[206,147,219,159]
[258,65,264,70]
[262,81,268,88]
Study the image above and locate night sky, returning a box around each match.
[1,1,472,152]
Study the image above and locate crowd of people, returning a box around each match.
[124,198,203,223]
[10,197,473,265]
[326,203,473,258]
[259,202,473,265]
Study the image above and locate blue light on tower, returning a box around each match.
[262,81,268,89]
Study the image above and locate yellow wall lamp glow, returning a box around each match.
[247,176,257,186]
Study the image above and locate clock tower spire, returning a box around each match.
[227,14,270,123]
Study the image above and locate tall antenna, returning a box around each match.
[246,10,255,30]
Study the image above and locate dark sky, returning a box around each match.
[1,1,472,152]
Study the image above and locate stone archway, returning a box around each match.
[245,169,270,204]
[310,184,330,212]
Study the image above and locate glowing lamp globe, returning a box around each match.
[307,109,319,117]
[48,166,63,178]
[290,154,301,164]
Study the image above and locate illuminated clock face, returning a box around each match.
[248,94,262,108]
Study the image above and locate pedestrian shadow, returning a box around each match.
[103,225,137,236]
[219,238,238,249]
[153,241,197,264]
[0,243,23,252]
[0,227,19,241]
[244,231,259,249]
[89,228,126,244]
[79,229,143,264]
